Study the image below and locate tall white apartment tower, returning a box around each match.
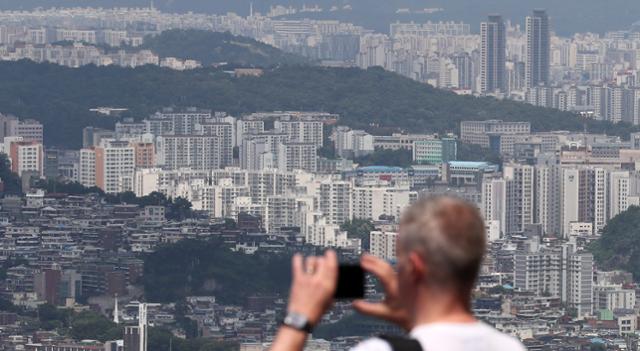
[481,177,507,237]
[79,148,96,188]
[560,168,580,237]
[138,303,148,351]
[95,141,135,194]
[562,244,594,319]
[608,171,630,220]
[316,179,352,225]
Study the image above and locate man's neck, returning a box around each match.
[411,287,476,327]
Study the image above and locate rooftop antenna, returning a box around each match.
[250,2,254,17]
[150,0,155,11]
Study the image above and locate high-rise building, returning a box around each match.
[132,142,155,168]
[482,177,507,237]
[334,126,374,158]
[147,108,211,136]
[9,141,43,177]
[95,141,135,194]
[79,148,96,188]
[317,179,352,225]
[370,231,398,260]
[514,246,562,297]
[278,142,318,173]
[504,164,535,235]
[563,248,594,318]
[0,115,43,144]
[158,135,222,171]
[525,9,550,88]
[236,119,265,147]
[240,133,289,171]
[265,195,299,233]
[480,15,506,94]
[451,52,474,90]
[15,119,43,144]
[525,85,554,107]
[199,122,234,167]
[274,118,324,147]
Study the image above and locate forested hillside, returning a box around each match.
[0,60,631,148]
[143,239,290,304]
[590,206,640,280]
[138,30,307,67]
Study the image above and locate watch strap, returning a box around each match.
[282,312,313,333]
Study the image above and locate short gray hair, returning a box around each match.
[399,196,486,295]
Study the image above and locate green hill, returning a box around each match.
[0,60,631,148]
[143,239,290,304]
[590,206,640,280]
[138,29,308,67]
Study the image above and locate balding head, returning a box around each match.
[398,196,486,299]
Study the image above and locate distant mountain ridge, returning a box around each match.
[0,60,630,148]
[137,30,307,67]
[0,0,638,35]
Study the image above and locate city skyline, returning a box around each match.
[1,2,640,351]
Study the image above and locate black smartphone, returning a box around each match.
[334,264,365,299]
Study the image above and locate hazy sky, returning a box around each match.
[0,0,638,35]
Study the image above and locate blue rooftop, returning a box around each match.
[448,161,491,168]
[358,166,404,173]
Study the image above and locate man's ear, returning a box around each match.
[408,252,426,283]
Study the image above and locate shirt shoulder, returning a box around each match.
[410,322,526,351]
[479,324,527,351]
[350,337,393,351]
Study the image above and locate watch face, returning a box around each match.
[285,312,307,329]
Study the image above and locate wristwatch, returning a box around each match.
[282,311,313,333]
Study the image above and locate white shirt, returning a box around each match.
[351,322,526,351]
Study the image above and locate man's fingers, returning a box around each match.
[352,300,391,319]
[361,254,396,292]
[361,254,394,276]
[306,256,318,274]
[319,249,338,279]
[292,253,304,279]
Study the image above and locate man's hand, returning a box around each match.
[287,250,338,325]
[352,254,413,331]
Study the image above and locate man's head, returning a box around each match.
[396,196,486,309]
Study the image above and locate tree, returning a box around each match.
[0,60,628,148]
[354,148,413,168]
[69,311,122,342]
[590,206,640,280]
[142,239,290,304]
[137,29,307,67]
[167,197,194,221]
[341,219,376,250]
[38,304,72,330]
[457,142,502,164]
[34,179,103,195]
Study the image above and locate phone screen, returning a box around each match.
[334,264,365,299]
